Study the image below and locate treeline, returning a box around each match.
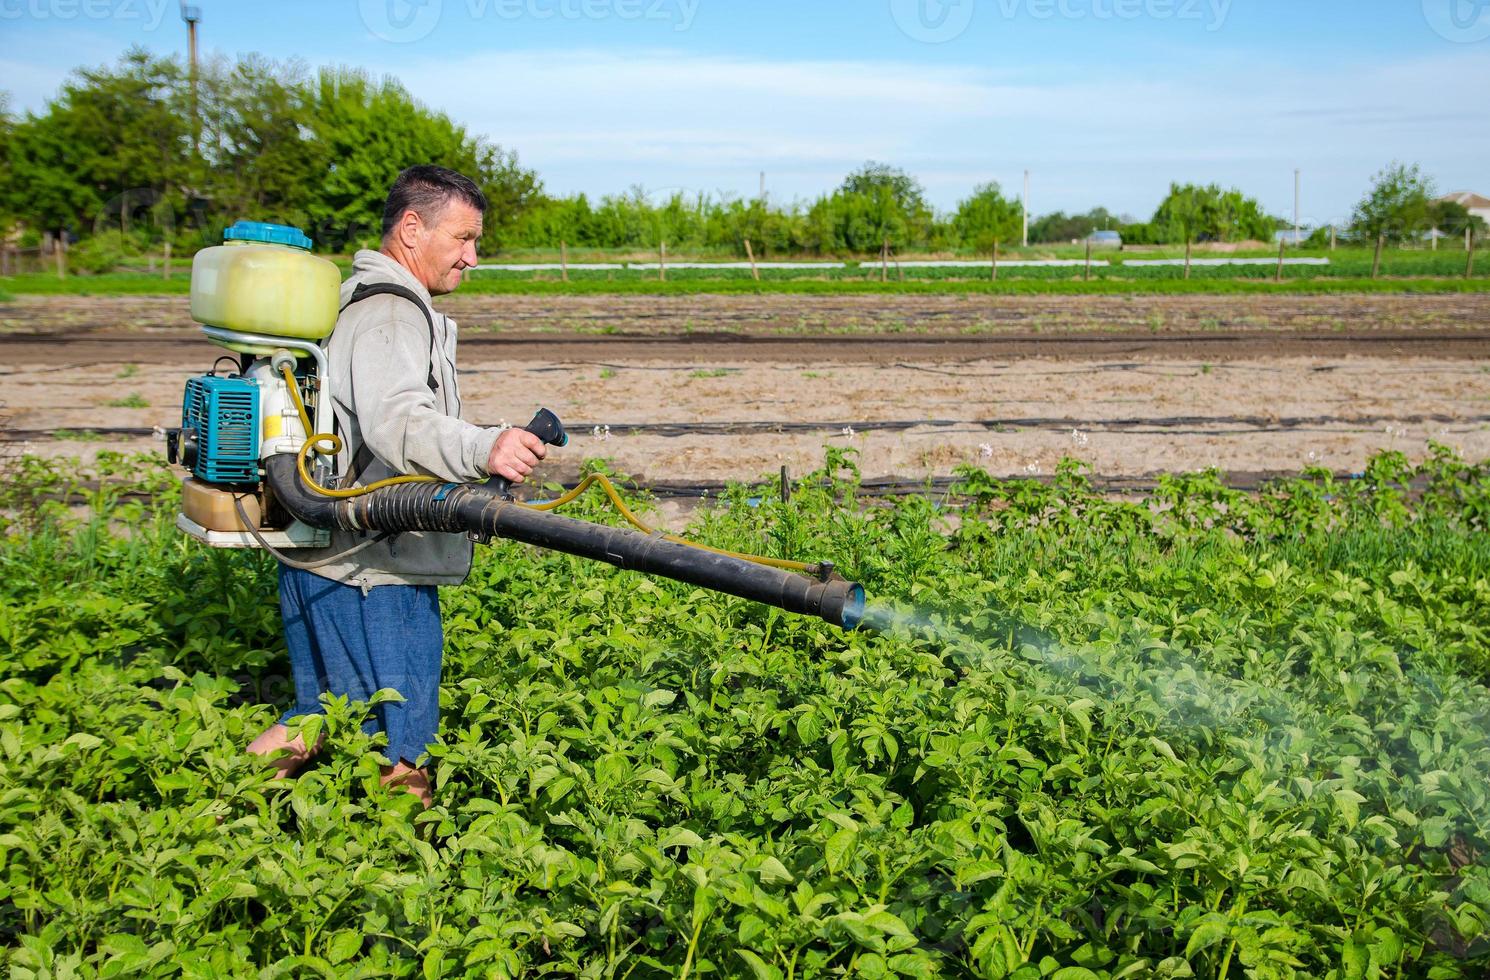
[0,51,1483,269]
[0,50,538,268]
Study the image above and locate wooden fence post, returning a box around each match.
[561,240,569,282]
[56,233,66,280]
[1372,235,1384,279]
[1330,226,1337,251]
[1084,238,1093,281]
[880,239,888,283]
[1275,237,1286,282]
[744,238,759,281]
[163,240,171,280]
[1183,238,1192,280]
[660,240,667,282]
[991,240,999,281]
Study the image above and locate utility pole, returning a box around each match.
[1022,169,1030,248]
[181,3,201,147]
[1293,168,1301,247]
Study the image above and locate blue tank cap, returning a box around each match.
[223,221,313,250]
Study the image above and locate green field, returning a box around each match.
[1,246,1485,299]
[2,450,1488,977]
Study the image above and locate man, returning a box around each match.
[247,165,550,806]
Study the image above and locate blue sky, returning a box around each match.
[3,0,1488,223]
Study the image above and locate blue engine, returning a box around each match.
[177,375,261,485]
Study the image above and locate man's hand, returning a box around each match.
[486,427,548,484]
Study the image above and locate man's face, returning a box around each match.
[410,200,482,295]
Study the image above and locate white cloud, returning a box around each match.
[387,45,1489,218]
[7,34,1486,220]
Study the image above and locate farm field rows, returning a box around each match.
[3,293,1489,489]
[6,292,1490,338]
[1,449,1488,976]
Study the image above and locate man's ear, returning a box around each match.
[396,209,424,249]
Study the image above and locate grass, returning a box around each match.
[2,245,1485,297]
[452,277,1490,296]
[103,393,149,409]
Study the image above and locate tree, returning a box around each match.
[803,162,935,253]
[1351,163,1434,243]
[0,93,13,232]
[200,55,323,227]
[1149,183,1275,244]
[839,162,928,217]
[952,183,1022,251]
[288,69,539,253]
[4,50,194,247]
[1426,198,1486,239]
[1029,207,1124,244]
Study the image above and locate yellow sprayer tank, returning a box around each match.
[190,222,341,341]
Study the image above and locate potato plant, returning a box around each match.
[1,448,1488,977]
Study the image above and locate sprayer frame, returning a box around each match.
[200,327,334,438]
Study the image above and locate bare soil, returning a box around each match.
[3,293,1487,486]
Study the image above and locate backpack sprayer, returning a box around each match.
[166,222,866,632]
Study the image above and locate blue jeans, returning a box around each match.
[277,565,443,766]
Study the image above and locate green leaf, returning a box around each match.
[659,828,705,850]
[63,732,103,751]
[796,709,825,744]
[1184,918,1229,956]
[325,931,362,966]
[735,949,780,980]
[642,688,677,709]
[825,829,856,875]
[755,856,794,885]
[1420,816,1451,848]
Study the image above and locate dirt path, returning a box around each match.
[5,291,1490,339]
[3,293,1487,484]
[4,329,1490,367]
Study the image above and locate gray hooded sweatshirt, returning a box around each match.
[298,250,501,590]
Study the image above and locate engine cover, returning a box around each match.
[179,375,261,485]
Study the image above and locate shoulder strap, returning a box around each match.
[340,281,440,394]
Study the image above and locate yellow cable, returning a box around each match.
[278,366,810,571]
[525,473,814,572]
[282,365,441,500]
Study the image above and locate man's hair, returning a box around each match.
[380,165,488,239]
